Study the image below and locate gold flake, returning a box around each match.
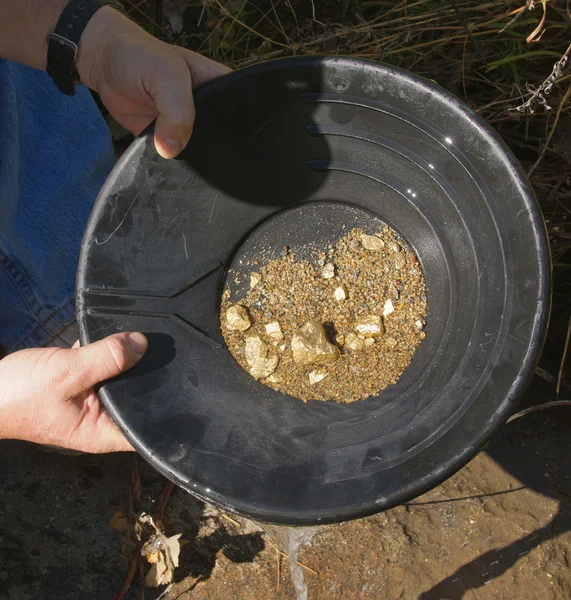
[265,321,284,340]
[360,234,385,250]
[309,369,328,385]
[385,336,398,349]
[322,263,335,279]
[250,272,262,289]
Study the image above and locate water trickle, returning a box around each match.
[256,523,320,600]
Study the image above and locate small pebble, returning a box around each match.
[385,336,398,349]
[360,234,385,250]
[334,285,347,302]
[250,272,262,290]
[322,263,335,279]
[309,369,328,385]
[383,299,395,317]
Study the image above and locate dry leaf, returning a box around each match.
[110,511,130,533]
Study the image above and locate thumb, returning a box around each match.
[66,332,148,395]
[153,63,196,159]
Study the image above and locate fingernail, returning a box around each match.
[161,137,183,157]
[127,332,148,355]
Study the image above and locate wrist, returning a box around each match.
[76,4,133,91]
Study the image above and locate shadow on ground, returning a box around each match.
[417,407,571,600]
[0,315,569,600]
[0,444,264,600]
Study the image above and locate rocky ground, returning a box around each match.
[1,362,569,600]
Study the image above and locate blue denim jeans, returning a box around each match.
[0,60,116,353]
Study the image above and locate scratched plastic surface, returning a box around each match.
[77,57,550,525]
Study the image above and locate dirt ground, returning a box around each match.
[1,347,570,600]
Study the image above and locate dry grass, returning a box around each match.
[122,0,570,305]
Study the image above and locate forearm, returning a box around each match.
[0,0,133,90]
[0,0,69,70]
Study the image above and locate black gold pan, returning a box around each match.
[77,56,550,525]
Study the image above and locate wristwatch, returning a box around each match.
[46,0,125,96]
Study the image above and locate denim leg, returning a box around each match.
[0,60,116,353]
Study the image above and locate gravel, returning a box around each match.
[221,227,427,403]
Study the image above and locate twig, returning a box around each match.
[276,548,281,590]
[139,555,145,600]
[506,400,571,423]
[265,539,318,575]
[130,455,141,514]
[557,315,571,397]
[221,513,241,527]
[285,0,299,32]
[197,4,205,28]
[526,0,547,43]
[214,0,290,48]
[498,4,528,33]
[156,584,173,600]
[535,366,556,383]
[269,0,291,46]
[115,557,138,600]
[527,84,571,177]
[449,0,488,68]
[123,0,173,41]
[154,480,175,523]
[516,42,571,113]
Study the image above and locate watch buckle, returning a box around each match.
[47,32,79,58]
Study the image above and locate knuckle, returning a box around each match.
[57,356,84,400]
[105,337,130,373]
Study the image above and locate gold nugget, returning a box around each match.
[354,315,384,338]
[345,332,365,351]
[245,336,278,379]
[291,320,340,366]
[226,305,251,331]
[265,321,284,340]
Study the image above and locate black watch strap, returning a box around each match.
[47,0,125,96]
